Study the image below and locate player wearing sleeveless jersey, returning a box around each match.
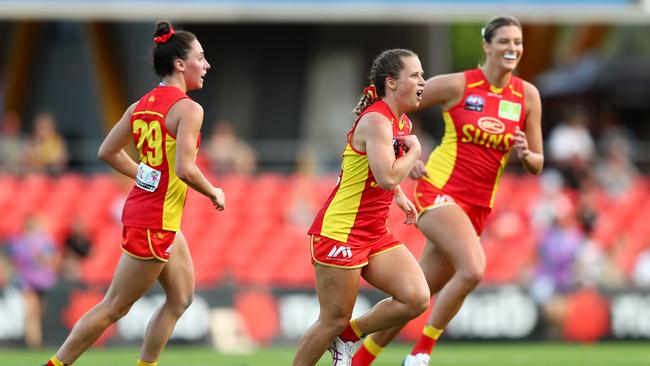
[44,21,224,366]
[353,16,543,366]
[292,49,430,366]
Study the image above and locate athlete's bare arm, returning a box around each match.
[355,113,421,191]
[516,81,544,175]
[170,99,225,210]
[97,102,139,179]
[416,72,466,112]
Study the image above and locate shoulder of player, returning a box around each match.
[522,80,541,104]
[170,98,204,118]
[357,111,393,135]
[126,101,139,115]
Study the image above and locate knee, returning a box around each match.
[320,309,353,335]
[402,288,431,319]
[167,293,194,317]
[457,263,485,290]
[329,316,352,335]
[101,300,133,323]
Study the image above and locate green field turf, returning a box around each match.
[2,343,649,366]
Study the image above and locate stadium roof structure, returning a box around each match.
[536,55,650,108]
[0,0,649,24]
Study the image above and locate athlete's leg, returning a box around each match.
[358,237,455,349]
[354,246,430,334]
[54,254,165,364]
[139,232,195,363]
[292,263,361,366]
[417,204,485,330]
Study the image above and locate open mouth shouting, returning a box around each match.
[416,88,424,101]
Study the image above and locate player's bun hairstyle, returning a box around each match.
[354,48,417,116]
[153,20,197,78]
[481,15,521,43]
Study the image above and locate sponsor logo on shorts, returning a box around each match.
[434,194,455,206]
[327,245,352,259]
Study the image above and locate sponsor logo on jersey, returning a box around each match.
[487,92,503,99]
[477,117,505,134]
[464,95,485,112]
[498,100,522,121]
[461,122,514,151]
[327,245,352,259]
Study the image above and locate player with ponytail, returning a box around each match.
[292,49,429,366]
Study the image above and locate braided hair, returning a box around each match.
[353,49,417,116]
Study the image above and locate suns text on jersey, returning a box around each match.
[460,124,514,151]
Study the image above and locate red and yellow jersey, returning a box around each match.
[423,68,526,208]
[122,85,199,231]
[308,100,412,244]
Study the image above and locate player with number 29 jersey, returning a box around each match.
[122,85,198,232]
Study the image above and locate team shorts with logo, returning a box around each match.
[121,226,176,262]
[310,233,403,269]
[414,180,491,235]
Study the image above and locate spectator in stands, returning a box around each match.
[293,48,429,366]
[530,169,566,234]
[61,216,92,284]
[595,133,638,198]
[25,111,69,175]
[0,110,27,174]
[354,16,544,366]
[287,149,321,230]
[546,106,595,189]
[203,119,257,176]
[6,213,60,348]
[43,20,224,366]
[529,195,585,339]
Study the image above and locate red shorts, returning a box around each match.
[121,226,176,262]
[414,180,491,235]
[310,233,403,269]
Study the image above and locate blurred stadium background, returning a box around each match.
[2,0,650,365]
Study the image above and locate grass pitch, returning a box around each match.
[2,342,649,366]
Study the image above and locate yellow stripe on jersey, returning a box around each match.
[489,84,503,94]
[489,152,510,208]
[509,85,523,98]
[321,144,368,243]
[467,80,484,89]
[423,111,457,189]
[133,110,164,118]
[162,135,187,231]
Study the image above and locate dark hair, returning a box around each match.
[482,15,521,43]
[152,20,197,78]
[354,49,417,116]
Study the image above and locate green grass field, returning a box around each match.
[2,343,649,366]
